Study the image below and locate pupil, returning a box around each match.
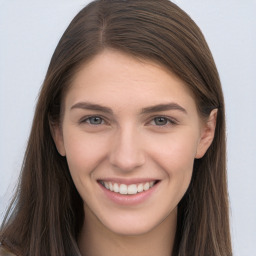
[90,117,101,124]
[155,117,167,125]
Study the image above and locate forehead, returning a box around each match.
[64,49,197,113]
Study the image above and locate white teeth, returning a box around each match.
[113,183,119,193]
[119,184,128,194]
[105,182,110,189]
[137,183,144,192]
[127,184,137,195]
[101,181,157,195]
[143,182,150,191]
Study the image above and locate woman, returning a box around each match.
[0,0,232,255]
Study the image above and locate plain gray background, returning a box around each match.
[0,1,255,255]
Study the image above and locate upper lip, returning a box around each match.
[97,178,159,185]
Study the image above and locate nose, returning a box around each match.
[109,126,145,172]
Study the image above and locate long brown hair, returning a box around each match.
[0,0,232,255]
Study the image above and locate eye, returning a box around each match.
[153,117,169,126]
[83,116,105,125]
[149,116,177,126]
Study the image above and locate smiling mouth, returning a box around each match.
[98,180,159,195]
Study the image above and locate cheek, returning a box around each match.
[147,131,198,195]
[63,130,109,184]
[149,131,198,170]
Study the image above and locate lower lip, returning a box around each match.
[99,182,160,206]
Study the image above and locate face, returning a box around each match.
[53,50,216,236]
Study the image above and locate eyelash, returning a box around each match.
[148,116,177,127]
[80,116,107,125]
[80,115,177,127]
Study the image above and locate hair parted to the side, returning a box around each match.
[0,0,232,255]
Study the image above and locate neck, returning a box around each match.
[78,207,177,256]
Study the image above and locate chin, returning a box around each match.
[98,211,167,237]
[106,222,155,237]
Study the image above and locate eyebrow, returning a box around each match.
[70,102,187,115]
[140,103,187,114]
[70,102,113,114]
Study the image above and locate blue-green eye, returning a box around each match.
[85,116,104,125]
[153,117,169,126]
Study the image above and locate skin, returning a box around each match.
[53,49,217,256]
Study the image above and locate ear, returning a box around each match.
[195,109,218,159]
[50,122,66,156]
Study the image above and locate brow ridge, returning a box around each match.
[140,103,187,114]
[70,101,187,115]
[70,102,113,114]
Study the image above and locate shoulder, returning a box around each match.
[0,247,16,256]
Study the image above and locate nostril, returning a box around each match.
[109,148,146,172]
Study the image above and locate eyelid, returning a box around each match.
[78,114,178,126]
[79,115,109,125]
[146,115,179,126]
